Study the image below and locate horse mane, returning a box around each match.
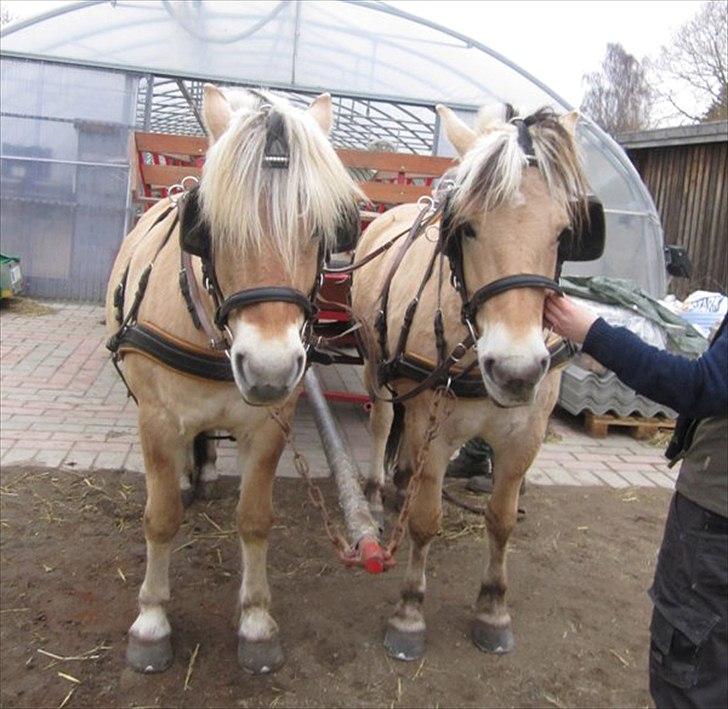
[199,89,362,271]
[452,106,589,228]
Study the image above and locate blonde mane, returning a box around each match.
[452,107,589,227]
[199,89,362,270]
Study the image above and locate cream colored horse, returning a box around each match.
[351,104,588,659]
[105,85,360,674]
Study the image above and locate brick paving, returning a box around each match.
[0,301,678,488]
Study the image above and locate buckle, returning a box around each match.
[462,314,478,345]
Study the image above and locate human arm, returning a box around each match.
[544,294,728,419]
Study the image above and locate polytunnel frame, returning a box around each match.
[0,0,667,297]
[0,0,660,192]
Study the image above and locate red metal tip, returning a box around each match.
[359,538,385,575]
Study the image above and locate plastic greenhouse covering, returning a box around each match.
[0,0,666,301]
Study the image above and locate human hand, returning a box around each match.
[544,294,598,344]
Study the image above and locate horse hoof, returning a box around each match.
[237,635,284,675]
[471,619,515,654]
[196,478,220,501]
[180,487,195,508]
[384,625,426,662]
[126,634,173,673]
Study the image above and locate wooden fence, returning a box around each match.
[621,124,727,298]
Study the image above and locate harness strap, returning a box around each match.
[116,323,234,382]
[214,286,317,328]
[106,208,180,398]
[391,240,441,360]
[179,250,227,349]
[382,337,577,402]
[464,274,563,322]
[376,203,441,360]
[113,263,130,325]
[323,223,412,275]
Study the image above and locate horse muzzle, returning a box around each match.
[480,355,548,407]
[477,325,549,407]
[229,323,307,405]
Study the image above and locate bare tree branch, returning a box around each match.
[580,43,653,135]
[654,1,728,122]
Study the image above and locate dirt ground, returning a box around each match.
[0,466,670,708]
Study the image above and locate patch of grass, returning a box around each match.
[1,297,58,317]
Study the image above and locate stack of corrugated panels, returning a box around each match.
[558,363,677,418]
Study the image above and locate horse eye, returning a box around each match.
[461,223,476,239]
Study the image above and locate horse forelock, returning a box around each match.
[198,90,361,271]
[452,107,589,228]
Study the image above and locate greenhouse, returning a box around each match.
[0,0,666,301]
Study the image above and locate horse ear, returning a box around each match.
[202,84,233,143]
[559,110,580,136]
[307,93,333,135]
[475,104,509,134]
[436,104,476,157]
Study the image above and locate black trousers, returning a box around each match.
[649,493,728,709]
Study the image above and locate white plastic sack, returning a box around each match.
[660,291,726,339]
[570,296,667,349]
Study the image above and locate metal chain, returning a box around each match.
[269,385,456,567]
[385,386,456,557]
[269,410,352,559]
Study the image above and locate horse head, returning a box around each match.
[195,85,361,405]
[437,103,593,407]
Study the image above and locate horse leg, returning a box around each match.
[127,411,184,673]
[365,396,393,530]
[195,431,220,500]
[384,409,449,662]
[235,415,287,674]
[472,436,541,654]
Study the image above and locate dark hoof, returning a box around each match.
[126,634,173,673]
[180,486,195,508]
[471,618,515,654]
[384,625,426,662]
[237,635,284,675]
[196,478,221,501]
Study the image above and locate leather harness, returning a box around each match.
[370,116,603,404]
[107,110,597,406]
[106,94,330,400]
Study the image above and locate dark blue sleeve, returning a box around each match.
[581,317,728,419]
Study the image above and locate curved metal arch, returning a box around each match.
[0,0,105,37]
[350,0,573,110]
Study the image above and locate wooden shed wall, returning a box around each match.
[626,141,727,299]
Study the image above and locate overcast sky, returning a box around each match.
[1,0,703,106]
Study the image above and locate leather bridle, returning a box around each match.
[175,92,328,356]
[374,119,574,404]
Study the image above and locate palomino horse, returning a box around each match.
[351,104,599,659]
[105,85,360,673]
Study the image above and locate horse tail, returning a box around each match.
[384,402,405,473]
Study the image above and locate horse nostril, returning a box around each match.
[296,354,305,374]
[540,356,549,371]
[235,353,246,380]
[483,357,496,379]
